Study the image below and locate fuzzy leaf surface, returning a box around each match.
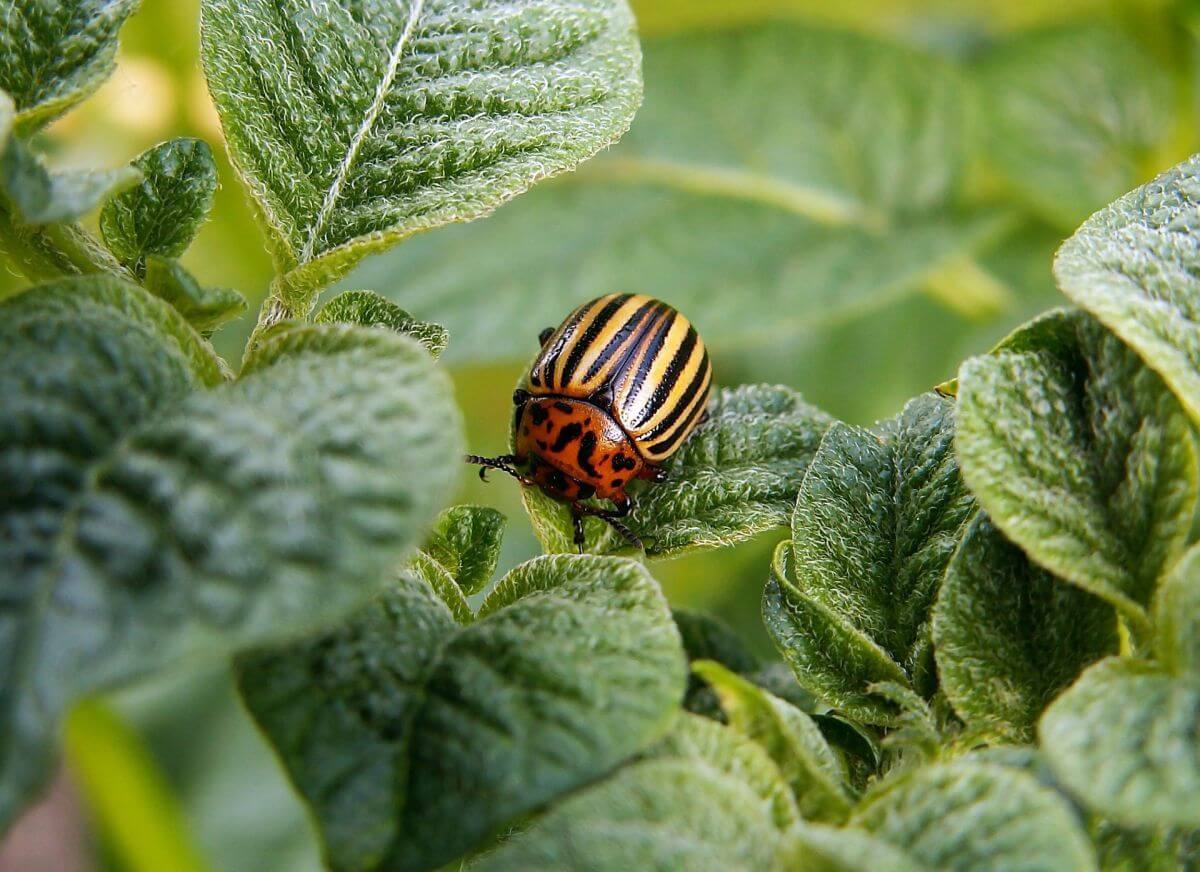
[853,761,1096,871]
[422,504,505,596]
[201,0,643,301]
[141,256,246,336]
[0,0,139,132]
[100,138,217,276]
[1041,658,1200,828]
[237,554,685,872]
[956,310,1197,631]
[348,22,1007,363]
[974,26,1174,229]
[933,514,1118,742]
[0,286,460,830]
[472,714,799,871]
[316,290,448,358]
[2,138,140,225]
[1054,153,1200,425]
[1155,543,1200,676]
[523,384,834,557]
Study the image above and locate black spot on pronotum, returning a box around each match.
[612,452,637,472]
[577,431,599,477]
[550,422,584,453]
[529,405,549,426]
[554,401,573,414]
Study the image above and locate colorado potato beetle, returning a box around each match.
[467,293,713,551]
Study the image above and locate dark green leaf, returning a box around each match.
[143,256,246,336]
[933,513,1119,742]
[421,504,505,596]
[0,0,140,132]
[693,660,852,822]
[1054,153,1200,425]
[522,384,835,557]
[956,310,1197,632]
[472,713,800,871]
[674,608,760,676]
[316,290,448,358]
[2,137,141,225]
[201,0,643,307]
[100,138,218,276]
[853,761,1097,870]
[1041,658,1200,828]
[238,554,686,872]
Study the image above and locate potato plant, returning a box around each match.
[0,1,1198,869]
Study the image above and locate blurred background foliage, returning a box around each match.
[4,0,1200,868]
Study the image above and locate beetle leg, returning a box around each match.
[465,454,533,486]
[571,510,586,553]
[538,327,555,346]
[639,466,669,483]
[572,501,643,551]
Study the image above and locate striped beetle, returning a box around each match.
[467,293,712,551]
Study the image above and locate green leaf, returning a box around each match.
[693,660,852,822]
[933,513,1119,742]
[200,0,643,308]
[1054,153,1200,427]
[237,554,685,872]
[787,822,923,872]
[1155,543,1200,676]
[522,384,834,558]
[0,0,140,132]
[2,137,141,225]
[0,90,13,150]
[674,607,761,720]
[421,504,505,596]
[100,138,218,277]
[974,26,1175,229]
[763,541,908,726]
[0,282,460,830]
[472,713,800,871]
[143,256,246,336]
[347,22,1010,364]
[853,761,1097,871]
[1041,658,1200,828]
[956,310,1198,632]
[316,290,447,358]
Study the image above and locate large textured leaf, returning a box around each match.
[852,761,1097,871]
[764,393,973,721]
[973,26,1174,229]
[1040,658,1200,828]
[522,384,834,557]
[100,138,218,277]
[472,713,799,871]
[1054,153,1200,425]
[692,660,852,822]
[0,0,140,132]
[956,310,1197,633]
[237,554,685,872]
[0,282,461,830]
[346,22,1008,364]
[933,514,1119,742]
[200,0,642,305]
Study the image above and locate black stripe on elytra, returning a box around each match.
[559,294,631,387]
[645,375,710,456]
[623,307,676,418]
[644,348,710,443]
[633,324,698,428]
[577,430,600,477]
[536,299,596,389]
[582,299,656,383]
[550,422,584,453]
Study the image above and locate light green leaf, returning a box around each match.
[763,541,909,726]
[1054,153,1200,426]
[100,138,218,277]
[200,0,643,309]
[2,137,141,225]
[472,713,800,871]
[0,90,13,150]
[143,256,246,336]
[693,660,852,822]
[787,822,923,872]
[422,504,505,596]
[408,551,473,624]
[522,384,835,558]
[956,310,1198,633]
[1155,543,1200,676]
[974,26,1175,229]
[0,282,460,830]
[1041,658,1200,829]
[853,761,1097,871]
[237,554,685,872]
[316,290,448,358]
[347,22,1009,364]
[0,0,140,132]
[933,513,1119,742]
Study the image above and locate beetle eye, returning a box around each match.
[512,388,531,406]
